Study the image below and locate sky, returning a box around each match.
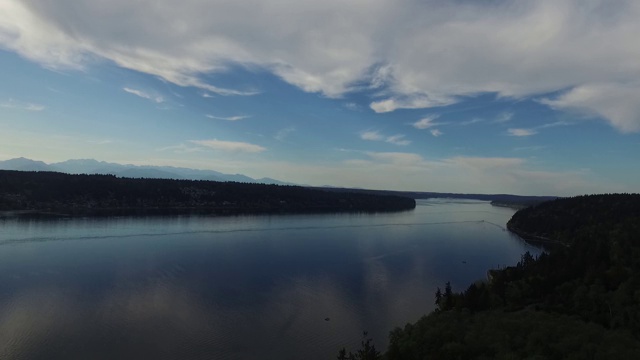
[1,0,639,196]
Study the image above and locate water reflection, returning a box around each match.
[0,200,539,360]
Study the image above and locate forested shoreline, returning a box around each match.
[0,170,416,217]
[341,194,640,359]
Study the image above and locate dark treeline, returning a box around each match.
[315,187,557,205]
[342,194,640,359]
[0,170,415,216]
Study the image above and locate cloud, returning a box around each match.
[385,134,411,146]
[493,112,514,123]
[460,118,483,126]
[206,114,249,121]
[157,144,204,153]
[189,139,266,153]
[507,128,538,137]
[448,156,525,169]
[366,152,424,165]
[360,131,411,146]
[412,115,441,129]
[274,127,295,141]
[2,0,640,127]
[360,130,384,141]
[506,120,571,137]
[344,102,360,111]
[370,94,457,113]
[539,83,640,133]
[430,129,443,137]
[123,87,164,103]
[1,99,45,111]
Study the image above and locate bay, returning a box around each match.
[0,199,539,360]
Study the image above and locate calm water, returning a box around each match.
[0,199,539,360]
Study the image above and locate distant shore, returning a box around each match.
[0,170,416,218]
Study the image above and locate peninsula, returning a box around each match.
[0,170,416,217]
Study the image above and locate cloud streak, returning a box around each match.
[412,115,441,130]
[206,114,250,121]
[189,139,266,153]
[123,87,164,103]
[1,99,45,111]
[507,128,538,137]
[359,131,411,146]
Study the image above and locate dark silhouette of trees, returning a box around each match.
[0,170,415,216]
[383,194,640,359]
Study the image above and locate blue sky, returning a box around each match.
[1,0,639,196]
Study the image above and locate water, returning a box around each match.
[0,199,539,360]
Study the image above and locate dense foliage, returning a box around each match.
[342,194,640,359]
[0,170,415,216]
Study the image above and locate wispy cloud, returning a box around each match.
[360,130,382,141]
[493,112,514,123]
[507,121,572,137]
[448,156,525,169]
[1,99,45,111]
[123,87,164,103]
[344,102,360,111]
[513,145,548,152]
[370,95,456,113]
[189,139,266,153]
[539,83,640,133]
[460,118,483,126]
[430,129,443,137]
[206,114,250,121]
[507,128,538,137]
[412,115,441,129]
[366,152,424,165]
[157,144,204,153]
[274,127,296,141]
[385,134,411,146]
[360,131,411,146]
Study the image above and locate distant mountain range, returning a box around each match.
[0,157,295,186]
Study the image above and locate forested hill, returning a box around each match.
[345,194,640,360]
[0,170,415,216]
[507,193,640,246]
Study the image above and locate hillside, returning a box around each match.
[0,170,415,216]
[343,194,640,359]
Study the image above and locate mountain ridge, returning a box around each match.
[0,157,294,186]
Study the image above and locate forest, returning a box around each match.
[340,194,640,359]
[0,170,416,216]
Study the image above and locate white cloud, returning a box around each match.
[448,156,525,169]
[123,87,164,103]
[274,127,296,141]
[539,83,640,133]
[385,134,411,146]
[370,94,457,113]
[344,102,360,111]
[360,131,411,146]
[206,114,249,121]
[430,129,443,137]
[360,130,384,141]
[460,118,483,126]
[412,115,441,129]
[366,152,424,165]
[507,128,538,137]
[2,1,640,127]
[189,139,266,153]
[1,99,45,111]
[157,144,204,153]
[493,112,514,123]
